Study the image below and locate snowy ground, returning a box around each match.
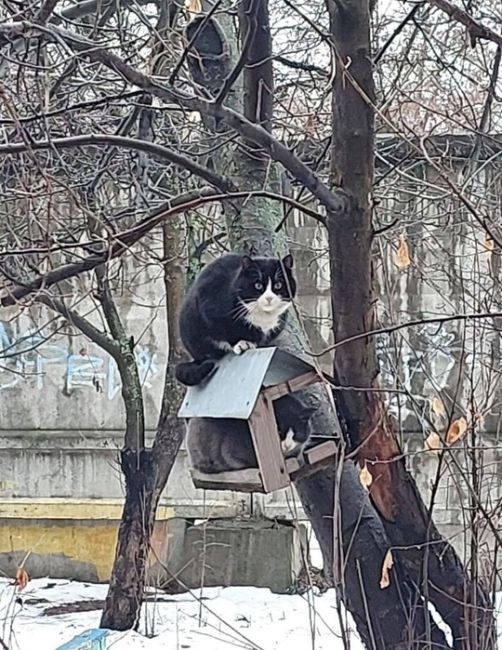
[0,577,364,650]
[0,578,501,649]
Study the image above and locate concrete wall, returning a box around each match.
[0,426,500,580]
[1,167,502,581]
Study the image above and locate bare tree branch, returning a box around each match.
[314,310,502,356]
[374,2,424,64]
[36,0,61,24]
[425,0,502,47]
[0,134,236,194]
[58,0,155,21]
[0,20,346,214]
[275,55,328,76]
[0,188,326,306]
[36,293,120,359]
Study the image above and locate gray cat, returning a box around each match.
[186,393,315,473]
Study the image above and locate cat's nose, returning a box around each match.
[265,296,273,304]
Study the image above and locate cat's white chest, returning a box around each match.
[245,309,281,333]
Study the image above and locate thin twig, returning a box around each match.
[312,312,502,357]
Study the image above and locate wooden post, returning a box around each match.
[248,393,290,492]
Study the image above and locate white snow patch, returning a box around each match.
[0,578,501,649]
[0,578,364,650]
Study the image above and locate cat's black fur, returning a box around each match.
[176,253,296,386]
[186,393,315,473]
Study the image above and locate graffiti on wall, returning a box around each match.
[0,322,160,399]
[376,324,474,425]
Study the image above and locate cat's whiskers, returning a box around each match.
[232,300,253,320]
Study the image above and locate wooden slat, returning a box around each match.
[261,381,291,401]
[285,440,337,482]
[285,370,320,393]
[191,468,265,493]
[304,440,338,465]
[262,370,321,402]
[248,394,290,493]
[288,455,335,481]
[285,457,301,474]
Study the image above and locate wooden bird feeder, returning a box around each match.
[178,347,337,493]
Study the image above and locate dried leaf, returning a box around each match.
[395,234,411,270]
[305,114,318,135]
[446,417,468,445]
[380,550,393,589]
[484,236,494,263]
[359,462,373,490]
[185,0,202,13]
[424,431,441,451]
[15,567,29,591]
[431,397,445,417]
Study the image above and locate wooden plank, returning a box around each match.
[285,370,321,394]
[285,457,301,474]
[191,468,265,493]
[284,441,337,482]
[248,394,290,493]
[262,370,321,402]
[289,454,335,481]
[304,440,338,465]
[261,381,291,401]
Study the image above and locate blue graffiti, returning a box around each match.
[0,322,159,397]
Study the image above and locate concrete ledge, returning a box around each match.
[0,498,172,520]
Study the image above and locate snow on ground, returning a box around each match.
[1,578,501,649]
[0,578,365,650]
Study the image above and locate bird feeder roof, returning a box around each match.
[178,346,316,420]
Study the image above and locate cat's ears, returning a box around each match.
[241,255,254,270]
[281,254,294,270]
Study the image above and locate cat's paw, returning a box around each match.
[281,429,297,454]
[281,430,303,458]
[233,340,257,355]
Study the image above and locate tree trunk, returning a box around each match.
[100,449,155,630]
[327,1,495,647]
[191,2,446,647]
[100,212,186,629]
[99,226,186,626]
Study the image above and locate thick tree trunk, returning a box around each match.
[182,1,494,646]
[100,403,185,629]
[327,1,495,647]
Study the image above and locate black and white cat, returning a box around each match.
[186,393,315,473]
[175,253,296,386]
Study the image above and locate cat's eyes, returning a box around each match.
[254,281,263,291]
[273,281,283,290]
